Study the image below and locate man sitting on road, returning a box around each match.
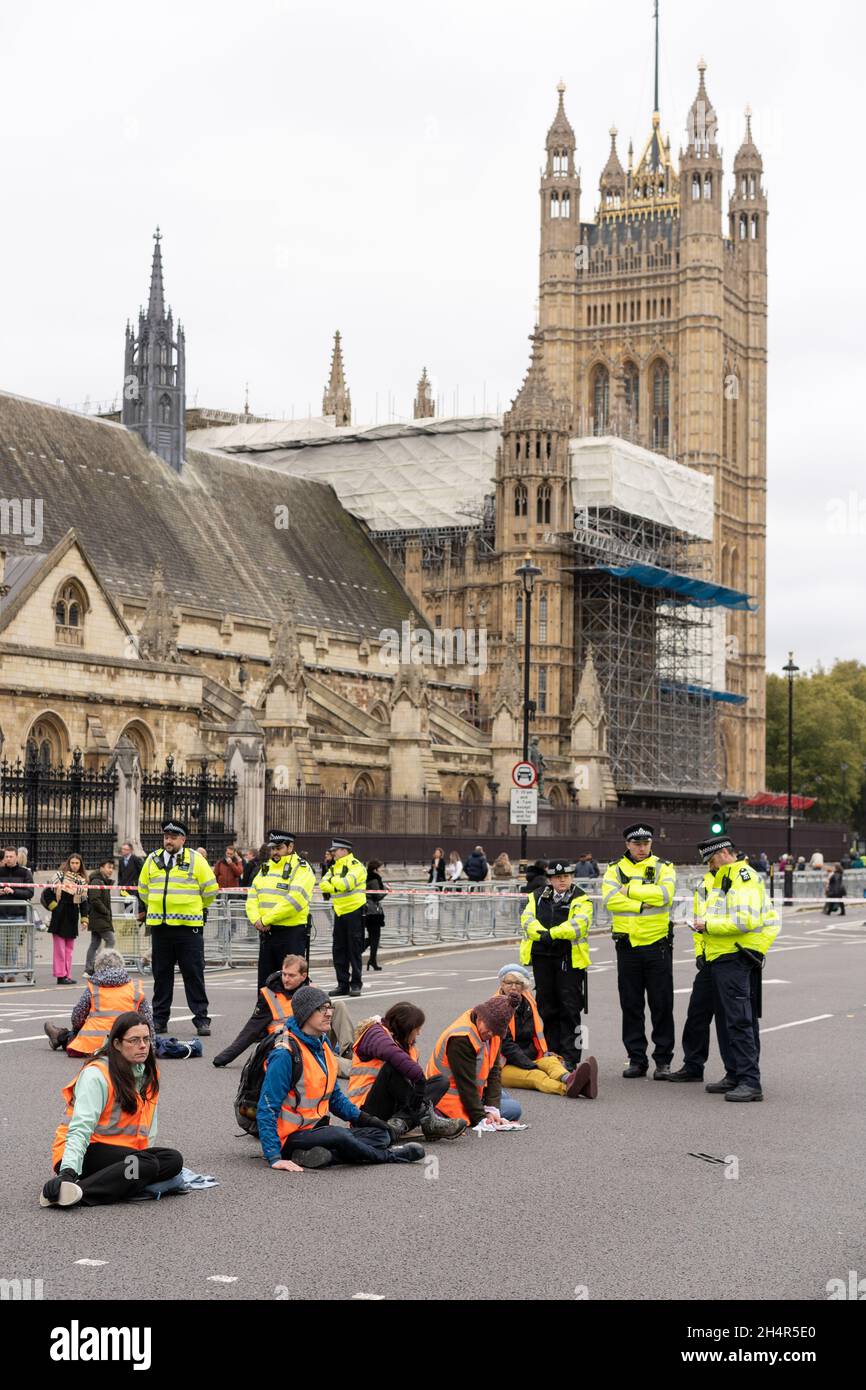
[44,948,153,1056]
[426,996,522,1130]
[212,953,353,1076]
[498,964,598,1099]
[257,986,426,1171]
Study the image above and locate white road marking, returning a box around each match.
[75,1258,107,1266]
[762,1014,833,1033]
[0,1034,47,1044]
[468,975,499,982]
[341,986,446,1001]
[207,1275,238,1283]
[351,1292,385,1299]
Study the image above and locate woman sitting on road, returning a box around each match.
[348,1002,466,1141]
[498,964,597,1099]
[41,1012,183,1208]
[43,948,153,1056]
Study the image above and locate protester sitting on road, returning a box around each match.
[85,858,117,978]
[348,1002,466,1141]
[41,1012,183,1208]
[0,845,34,983]
[426,996,522,1129]
[44,852,89,985]
[498,964,597,1099]
[257,986,426,1171]
[44,948,153,1056]
[211,954,353,1074]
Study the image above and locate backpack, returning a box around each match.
[234,1029,300,1137]
[155,1036,203,1059]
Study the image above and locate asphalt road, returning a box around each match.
[2,905,864,1301]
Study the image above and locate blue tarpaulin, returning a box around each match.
[659,680,748,705]
[597,562,758,611]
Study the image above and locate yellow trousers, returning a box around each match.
[501,1054,568,1095]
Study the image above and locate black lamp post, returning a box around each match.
[783,652,799,861]
[515,553,542,861]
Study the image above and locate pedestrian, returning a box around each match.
[137,818,218,1037]
[240,848,260,889]
[41,1012,183,1208]
[194,846,210,862]
[0,845,34,982]
[44,948,153,1055]
[575,853,599,880]
[602,823,677,1080]
[491,852,514,880]
[256,986,425,1171]
[246,831,315,989]
[425,996,522,1128]
[43,853,89,985]
[795,855,807,872]
[348,1002,466,1140]
[755,851,770,877]
[693,834,780,1100]
[16,846,28,868]
[85,858,117,978]
[212,953,353,1075]
[320,838,367,997]
[498,963,597,1098]
[519,859,592,1071]
[214,844,244,892]
[117,841,144,915]
[824,863,846,915]
[445,849,463,886]
[428,847,446,884]
[464,845,489,883]
[364,859,387,972]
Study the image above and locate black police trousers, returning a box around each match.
[332,907,365,990]
[615,935,674,1067]
[708,951,761,1089]
[531,954,584,1068]
[257,925,309,989]
[151,925,209,1031]
[680,957,732,1077]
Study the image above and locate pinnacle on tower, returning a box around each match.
[686,58,718,153]
[733,105,763,171]
[147,226,165,322]
[546,80,575,151]
[506,326,570,430]
[322,330,351,426]
[121,228,186,473]
[414,367,435,420]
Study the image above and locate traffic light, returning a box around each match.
[710,795,726,836]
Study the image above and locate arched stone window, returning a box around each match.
[651,361,670,450]
[591,365,609,435]
[516,594,524,641]
[119,720,156,770]
[538,593,548,642]
[692,174,701,200]
[561,190,570,218]
[536,483,551,524]
[26,713,70,768]
[623,360,640,429]
[54,579,89,646]
[514,483,528,517]
[550,191,560,219]
[703,173,713,200]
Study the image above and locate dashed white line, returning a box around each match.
[75,1258,107,1267]
[762,1014,833,1033]
[207,1275,238,1284]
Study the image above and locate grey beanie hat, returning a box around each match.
[498,963,531,984]
[291,985,330,1029]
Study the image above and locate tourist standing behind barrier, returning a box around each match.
[428,848,446,885]
[824,864,846,915]
[44,948,153,1055]
[41,1012,183,1208]
[492,853,514,880]
[464,846,489,883]
[364,860,386,972]
[43,853,89,985]
[246,831,315,988]
[86,859,117,977]
[241,848,261,889]
[212,954,353,1075]
[445,850,463,888]
[137,819,217,1037]
[117,842,144,916]
[0,846,33,982]
[215,845,244,891]
[320,838,367,997]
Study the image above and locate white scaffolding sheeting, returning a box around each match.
[569,436,714,540]
[189,416,501,533]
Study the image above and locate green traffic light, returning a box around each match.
[710,819,724,834]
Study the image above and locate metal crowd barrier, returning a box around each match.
[0,907,37,985]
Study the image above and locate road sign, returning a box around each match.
[512,761,538,789]
[510,787,538,825]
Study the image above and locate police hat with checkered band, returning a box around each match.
[698,835,735,863]
[623,823,654,842]
[161,818,188,837]
[547,859,573,876]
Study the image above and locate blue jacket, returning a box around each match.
[257,1016,360,1164]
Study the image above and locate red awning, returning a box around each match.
[743,792,816,811]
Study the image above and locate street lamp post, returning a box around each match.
[515,553,542,862]
[783,652,799,861]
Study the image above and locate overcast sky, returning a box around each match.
[0,0,862,674]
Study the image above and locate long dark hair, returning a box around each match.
[96,1012,159,1112]
[383,1001,425,1050]
[60,852,88,877]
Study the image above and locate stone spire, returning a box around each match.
[686,58,718,154]
[322,330,351,426]
[122,228,186,473]
[137,561,181,662]
[733,105,762,172]
[546,80,575,151]
[505,327,570,431]
[600,126,625,199]
[414,367,434,419]
[147,226,166,322]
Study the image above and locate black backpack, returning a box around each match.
[234,1030,300,1137]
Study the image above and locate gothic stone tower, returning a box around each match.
[535,64,768,796]
[122,229,186,473]
[322,330,352,426]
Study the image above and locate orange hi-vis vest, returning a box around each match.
[51,1058,158,1169]
[347,1022,419,1109]
[426,1009,501,1122]
[71,980,146,1057]
[506,992,547,1060]
[261,987,294,1035]
[267,1033,338,1143]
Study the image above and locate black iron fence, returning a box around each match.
[0,747,117,870]
[140,755,237,859]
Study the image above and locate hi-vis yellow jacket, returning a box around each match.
[602,854,676,946]
[519,887,593,970]
[138,847,218,929]
[246,852,314,930]
[320,853,367,916]
[701,859,780,963]
[691,870,714,961]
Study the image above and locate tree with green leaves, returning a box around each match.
[766,660,866,833]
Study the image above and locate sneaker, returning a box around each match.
[622,1062,648,1078]
[667,1067,704,1082]
[653,1064,672,1080]
[388,1142,425,1163]
[292,1147,333,1169]
[39,1180,83,1208]
[420,1109,467,1140]
[724,1083,763,1103]
[196,1023,211,1037]
[43,1021,64,1051]
[705,1075,738,1094]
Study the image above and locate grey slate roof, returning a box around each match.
[0,390,417,637]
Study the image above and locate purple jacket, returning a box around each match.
[355,1020,425,1086]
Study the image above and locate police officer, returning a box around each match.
[693,834,780,1101]
[137,819,218,1036]
[319,838,367,997]
[246,831,315,989]
[667,861,725,1083]
[602,823,676,1078]
[519,860,592,1071]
